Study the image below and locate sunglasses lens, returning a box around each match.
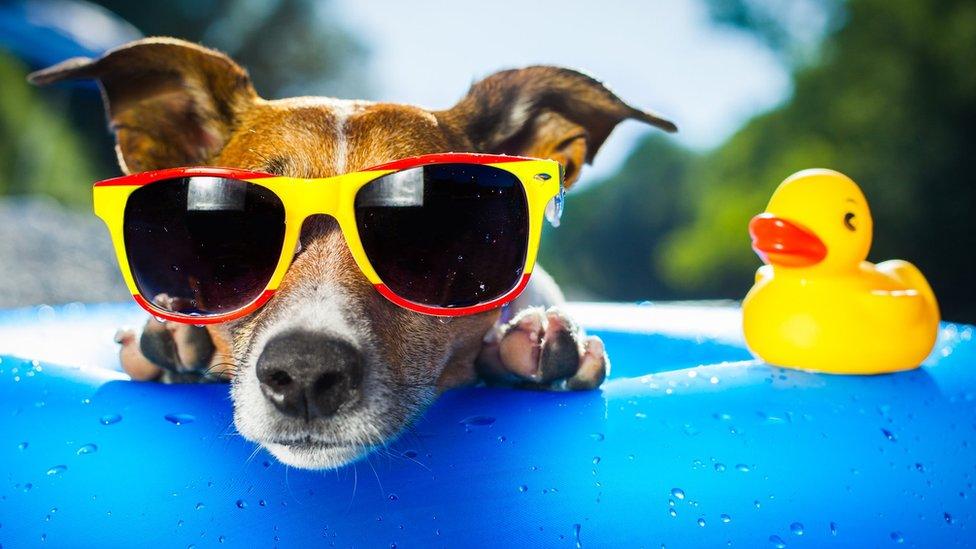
[123,177,285,316]
[355,164,528,309]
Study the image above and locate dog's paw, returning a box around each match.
[477,307,608,390]
[116,315,231,383]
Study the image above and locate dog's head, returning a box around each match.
[32,38,674,468]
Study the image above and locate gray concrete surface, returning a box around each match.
[0,197,129,307]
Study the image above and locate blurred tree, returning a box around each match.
[706,0,844,64]
[542,0,976,321]
[91,0,370,99]
[539,136,696,301]
[0,51,96,205]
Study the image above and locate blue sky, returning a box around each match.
[331,0,791,180]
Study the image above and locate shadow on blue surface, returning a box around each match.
[0,307,974,547]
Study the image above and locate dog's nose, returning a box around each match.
[255,331,363,420]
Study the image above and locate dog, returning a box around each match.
[30,37,676,469]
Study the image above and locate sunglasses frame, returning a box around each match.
[93,153,563,323]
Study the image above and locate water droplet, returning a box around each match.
[165,413,196,426]
[388,493,398,502]
[218,536,226,543]
[258,499,267,507]
[914,462,925,472]
[720,514,731,523]
[754,500,762,509]
[697,517,706,527]
[195,502,205,510]
[402,450,418,459]
[592,456,601,465]
[77,443,98,455]
[460,415,495,427]
[830,522,838,536]
[890,531,904,543]
[790,522,804,536]
[235,499,247,509]
[714,463,726,472]
[881,428,897,442]
[518,485,528,493]
[22,482,33,492]
[736,463,751,473]
[573,523,582,549]
[671,488,686,500]
[17,441,28,450]
[769,534,786,548]
[668,508,677,518]
[100,414,122,425]
[497,436,506,442]
[46,465,67,476]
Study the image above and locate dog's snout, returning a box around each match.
[256,331,363,420]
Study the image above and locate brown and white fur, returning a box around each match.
[30,37,675,469]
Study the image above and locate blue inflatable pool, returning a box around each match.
[1,302,973,547]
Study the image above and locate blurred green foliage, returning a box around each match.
[0,51,96,205]
[541,0,976,321]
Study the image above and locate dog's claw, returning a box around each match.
[117,328,164,381]
[116,316,229,383]
[478,306,609,390]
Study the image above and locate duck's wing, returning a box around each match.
[875,259,940,319]
[855,286,929,327]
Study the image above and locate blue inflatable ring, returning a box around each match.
[1,302,974,547]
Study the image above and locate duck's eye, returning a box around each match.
[844,212,857,231]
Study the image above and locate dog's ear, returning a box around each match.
[439,66,676,187]
[28,37,257,173]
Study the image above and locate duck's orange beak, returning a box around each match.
[749,213,827,267]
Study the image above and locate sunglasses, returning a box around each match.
[93,153,564,323]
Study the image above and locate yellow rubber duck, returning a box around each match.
[742,169,940,374]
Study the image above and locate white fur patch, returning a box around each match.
[251,284,361,352]
[298,97,372,173]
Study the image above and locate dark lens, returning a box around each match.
[355,164,528,308]
[123,177,285,316]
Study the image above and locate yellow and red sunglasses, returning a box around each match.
[93,153,564,323]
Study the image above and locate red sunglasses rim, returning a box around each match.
[112,152,544,322]
[133,275,532,323]
[93,153,537,187]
